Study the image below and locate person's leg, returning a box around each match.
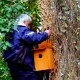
[20,70,38,80]
[7,62,38,80]
[10,70,38,80]
[36,71,44,80]
[36,71,50,80]
[7,62,20,80]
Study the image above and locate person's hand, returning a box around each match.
[45,30,51,36]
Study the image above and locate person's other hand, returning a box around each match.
[45,30,51,36]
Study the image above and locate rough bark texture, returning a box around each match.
[38,0,60,80]
[38,0,79,80]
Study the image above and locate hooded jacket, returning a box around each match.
[3,25,48,70]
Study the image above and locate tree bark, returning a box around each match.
[38,0,79,80]
[38,0,61,80]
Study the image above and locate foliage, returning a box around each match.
[0,0,40,52]
[0,0,39,80]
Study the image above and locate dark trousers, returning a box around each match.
[7,61,38,80]
[36,71,49,80]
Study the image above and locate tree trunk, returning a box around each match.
[38,0,79,80]
[38,0,61,80]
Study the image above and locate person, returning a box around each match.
[3,14,51,80]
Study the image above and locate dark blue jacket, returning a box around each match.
[3,25,48,70]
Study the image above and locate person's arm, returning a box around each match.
[22,30,49,45]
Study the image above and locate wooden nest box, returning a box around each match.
[33,40,55,71]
